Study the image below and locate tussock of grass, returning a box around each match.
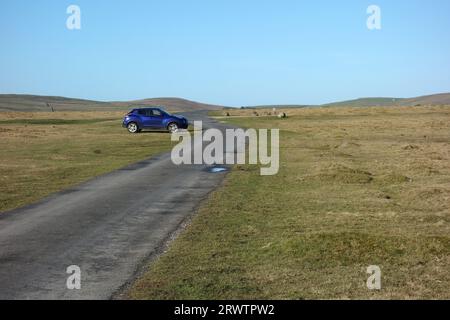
[129,105,450,299]
[305,164,374,184]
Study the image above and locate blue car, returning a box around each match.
[122,107,189,133]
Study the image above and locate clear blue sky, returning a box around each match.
[1,0,449,106]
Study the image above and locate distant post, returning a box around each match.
[47,103,54,112]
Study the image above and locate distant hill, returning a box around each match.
[0,95,225,112]
[243,93,450,110]
[114,97,224,111]
[401,93,450,106]
[322,97,401,107]
[0,94,111,112]
[2,92,449,112]
[238,105,313,109]
[323,93,450,107]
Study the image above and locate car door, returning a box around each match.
[138,109,153,128]
[148,109,165,129]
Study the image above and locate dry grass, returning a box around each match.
[0,111,126,120]
[129,105,450,299]
[0,111,174,212]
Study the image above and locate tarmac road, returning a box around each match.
[0,110,236,299]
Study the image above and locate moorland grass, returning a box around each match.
[0,111,175,212]
[129,105,450,299]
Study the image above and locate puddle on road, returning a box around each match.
[207,166,229,173]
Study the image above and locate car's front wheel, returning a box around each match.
[167,122,179,133]
[127,122,139,134]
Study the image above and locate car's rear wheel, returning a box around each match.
[167,122,179,133]
[127,122,139,134]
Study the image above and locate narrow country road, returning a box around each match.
[0,111,235,300]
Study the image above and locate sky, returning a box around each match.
[0,0,449,106]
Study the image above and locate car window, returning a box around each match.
[152,109,162,117]
[138,109,146,115]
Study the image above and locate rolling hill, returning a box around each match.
[112,97,224,111]
[322,93,450,107]
[401,93,450,106]
[322,97,400,107]
[243,93,450,109]
[0,95,225,112]
[1,92,449,112]
[0,95,111,112]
